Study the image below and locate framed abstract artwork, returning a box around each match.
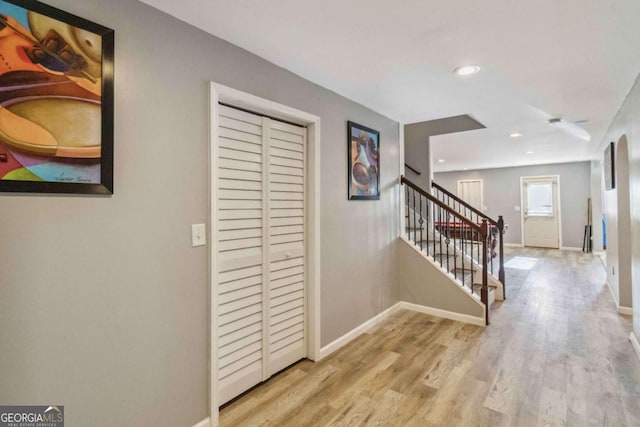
[0,0,114,194]
[604,141,615,191]
[348,121,380,200]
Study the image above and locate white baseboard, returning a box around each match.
[318,303,402,359]
[560,246,583,252]
[618,306,633,316]
[319,300,485,360]
[193,418,210,427]
[605,280,620,307]
[604,281,632,315]
[631,332,640,362]
[504,243,523,248]
[398,301,485,326]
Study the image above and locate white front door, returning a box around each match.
[457,179,483,210]
[522,176,560,248]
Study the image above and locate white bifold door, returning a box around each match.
[216,104,307,405]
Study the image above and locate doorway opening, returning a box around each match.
[520,175,561,249]
[457,179,483,211]
[611,135,632,313]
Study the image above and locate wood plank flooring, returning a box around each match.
[220,248,640,426]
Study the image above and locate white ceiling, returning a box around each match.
[140,0,640,172]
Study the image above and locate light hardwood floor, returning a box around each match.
[220,248,640,426]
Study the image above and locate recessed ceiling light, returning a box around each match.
[510,132,522,138]
[526,151,535,155]
[463,168,468,170]
[453,65,480,76]
[438,159,445,163]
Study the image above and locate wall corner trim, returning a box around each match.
[618,306,634,316]
[318,300,485,360]
[605,280,620,307]
[193,418,211,427]
[630,332,640,362]
[605,280,632,315]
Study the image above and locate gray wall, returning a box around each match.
[404,123,432,189]
[434,162,591,248]
[393,240,484,319]
[593,74,640,327]
[403,115,485,191]
[0,1,400,426]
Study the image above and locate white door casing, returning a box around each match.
[210,83,321,427]
[521,176,561,248]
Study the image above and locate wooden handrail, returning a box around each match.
[431,181,498,226]
[401,176,482,232]
[404,163,421,176]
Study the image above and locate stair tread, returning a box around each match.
[472,283,499,289]
[450,267,475,275]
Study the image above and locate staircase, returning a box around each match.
[431,181,506,292]
[401,176,506,325]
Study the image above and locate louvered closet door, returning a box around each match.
[216,105,265,405]
[267,119,306,376]
[216,105,307,405]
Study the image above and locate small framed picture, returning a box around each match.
[0,0,114,194]
[348,121,380,200]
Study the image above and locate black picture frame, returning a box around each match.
[604,141,615,191]
[0,0,114,195]
[347,121,380,200]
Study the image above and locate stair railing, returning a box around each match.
[431,181,506,296]
[402,176,491,324]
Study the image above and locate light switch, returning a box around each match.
[515,206,521,212]
[191,224,206,247]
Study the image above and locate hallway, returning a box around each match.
[219,248,640,426]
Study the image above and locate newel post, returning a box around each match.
[498,215,505,298]
[481,219,490,325]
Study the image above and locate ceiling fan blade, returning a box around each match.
[549,118,591,141]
